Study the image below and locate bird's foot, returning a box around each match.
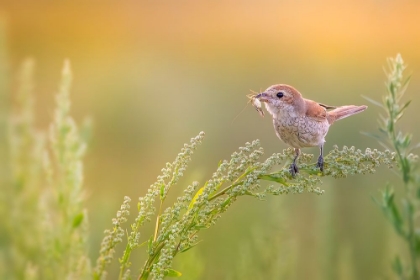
[316,155,324,172]
[289,162,299,177]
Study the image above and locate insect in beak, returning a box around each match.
[255,92,269,102]
[247,92,265,117]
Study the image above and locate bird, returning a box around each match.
[255,84,367,176]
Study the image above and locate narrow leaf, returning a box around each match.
[147,236,153,255]
[398,75,412,99]
[259,174,288,186]
[392,255,403,276]
[398,100,412,115]
[180,240,203,253]
[221,197,231,208]
[361,131,382,141]
[382,189,404,236]
[189,184,206,210]
[362,95,384,108]
[402,198,414,217]
[193,224,208,230]
[160,184,165,200]
[166,269,182,277]
[415,233,420,256]
[72,212,84,228]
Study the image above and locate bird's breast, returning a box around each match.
[273,114,329,148]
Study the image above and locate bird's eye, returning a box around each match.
[276,92,284,98]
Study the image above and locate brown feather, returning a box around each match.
[327,105,368,124]
[304,99,327,122]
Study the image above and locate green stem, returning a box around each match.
[208,181,243,201]
[407,197,419,280]
[153,201,164,242]
[138,242,166,280]
[118,263,125,280]
[385,58,418,279]
[208,167,255,201]
[118,246,132,280]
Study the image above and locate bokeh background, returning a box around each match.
[1,0,420,279]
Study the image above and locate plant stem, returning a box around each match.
[138,242,165,280]
[153,201,163,242]
[208,167,255,201]
[208,181,243,201]
[407,196,419,279]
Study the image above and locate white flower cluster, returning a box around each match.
[94,196,131,279]
[121,132,205,279]
[105,134,396,280]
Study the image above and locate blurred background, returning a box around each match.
[1,0,420,279]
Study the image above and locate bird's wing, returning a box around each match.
[304,99,327,122]
[318,103,337,110]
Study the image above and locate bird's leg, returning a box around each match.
[289,148,300,176]
[316,145,324,172]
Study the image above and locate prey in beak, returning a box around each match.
[247,91,266,117]
[255,92,270,102]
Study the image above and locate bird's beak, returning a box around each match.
[256,92,269,102]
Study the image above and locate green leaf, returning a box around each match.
[221,197,231,208]
[362,95,384,108]
[147,236,153,255]
[193,224,208,230]
[402,198,413,217]
[398,100,412,115]
[385,97,392,111]
[392,255,403,276]
[402,133,412,148]
[244,190,260,198]
[72,212,84,228]
[382,188,404,236]
[361,131,382,140]
[189,183,206,210]
[378,128,387,136]
[415,233,420,256]
[180,240,203,253]
[400,75,412,96]
[259,174,289,186]
[165,269,182,277]
[160,184,165,200]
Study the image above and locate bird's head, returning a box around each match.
[256,84,304,116]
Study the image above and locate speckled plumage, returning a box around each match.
[273,112,329,149]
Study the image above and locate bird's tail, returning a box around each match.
[327,105,368,124]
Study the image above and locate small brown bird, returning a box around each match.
[255,84,367,176]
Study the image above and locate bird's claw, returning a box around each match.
[316,155,324,172]
[289,162,299,177]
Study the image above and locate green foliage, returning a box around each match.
[96,134,395,279]
[40,60,91,279]
[366,54,420,279]
[1,55,414,280]
[3,58,42,279]
[94,196,131,280]
[1,59,91,279]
